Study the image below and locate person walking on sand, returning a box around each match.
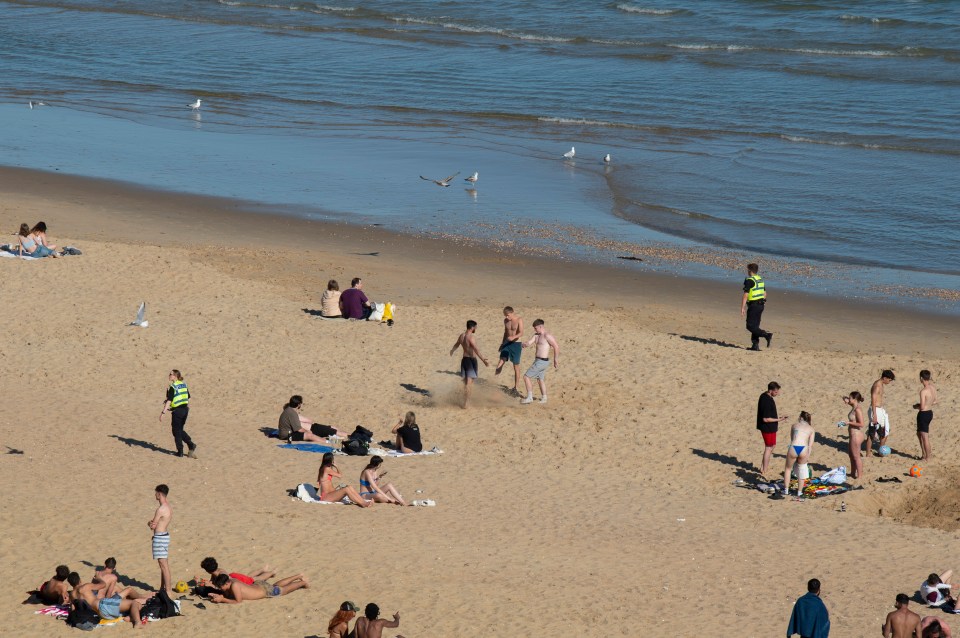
[779,411,815,500]
[787,578,830,638]
[355,603,402,638]
[520,319,559,405]
[883,593,922,638]
[867,370,896,457]
[740,262,772,351]
[450,320,489,409]
[838,392,866,479]
[160,369,197,458]
[494,306,524,396]
[915,370,937,461]
[757,381,788,478]
[147,484,173,595]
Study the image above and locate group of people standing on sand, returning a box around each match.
[449,306,560,408]
[755,368,938,497]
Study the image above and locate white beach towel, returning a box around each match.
[0,247,40,260]
[368,445,444,458]
[295,483,349,504]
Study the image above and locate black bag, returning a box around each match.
[141,588,179,620]
[342,426,374,456]
[66,599,100,631]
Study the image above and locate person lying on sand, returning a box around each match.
[38,564,72,604]
[197,557,275,587]
[922,571,956,609]
[318,452,371,507]
[73,580,148,629]
[359,456,409,506]
[209,573,309,603]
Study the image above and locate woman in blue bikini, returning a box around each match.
[359,456,409,506]
[782,411,815,500]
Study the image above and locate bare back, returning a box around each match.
[872,378,886,410]
[457,331,479,358]
[920,382,938,411]
[355,615,399,638]
[884,606,921,638]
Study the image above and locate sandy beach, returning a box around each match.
[3,168,959,637]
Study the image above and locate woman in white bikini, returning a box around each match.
[782,411,815,500]
[839,391,866,478]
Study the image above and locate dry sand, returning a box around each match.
[2,169,959,637]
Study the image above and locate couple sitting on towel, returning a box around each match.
[278,395,349,443]
[318,452,410,507]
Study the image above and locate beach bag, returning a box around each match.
[141,588,179,620]
[368,302,385,322]
[382,302,394,322]
[818,466,847,485]
[66,600,100,630]
[343,426,373,456]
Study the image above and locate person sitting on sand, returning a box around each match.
[278,395,346,443]
[390,411,422,453]
[355,603,402,638]
[38,565,72,604]
[321,279,343,318]
[359,456,409,506]
[839,392,866,479]
[197,557,274,587]
[922,572,956,609]
[922,618,952,638]
[209,572,309,603]
[340,277,372,320]
[780,411,815,500]
[318,452,371,507]
[327,600,360,638]
[73,580,148,628]
[31,221,57,252]
[93,557,118,590]
[17,223,56,258]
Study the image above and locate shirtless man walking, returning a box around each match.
[450,320,489,409]
[883,593,922,638]
[147,484,173,595]
[867,370,896,456]
[915,369,938,461]
[520,319,559,405]
[355,603,402,638]
[494,306,524,396]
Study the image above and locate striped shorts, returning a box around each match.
[152,532,170,559]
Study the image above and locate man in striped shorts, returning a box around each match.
[147,484,173,595]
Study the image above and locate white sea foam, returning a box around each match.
[616,4,683,15]
[391,17,572,42]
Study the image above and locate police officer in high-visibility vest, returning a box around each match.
[160,369,197,458]
[740,263,773,351]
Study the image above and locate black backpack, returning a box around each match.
[141,588,179,620]
[66,599,100,631]
[342,426,373,456]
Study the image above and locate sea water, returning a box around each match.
[1,0,958,308]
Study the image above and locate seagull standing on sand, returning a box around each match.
[188,99,202,111]
[130,301,148,327]
[563,146,575,159]
[603,153,611,163]
[465,172,479,185]
[420,172,460,187]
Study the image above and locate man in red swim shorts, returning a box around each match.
[757,381,788,477]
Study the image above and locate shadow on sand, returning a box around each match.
[670,334,743,349]
[109,435,177,456]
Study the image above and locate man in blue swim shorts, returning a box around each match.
[494,306,524,396]
[72,580,147,627]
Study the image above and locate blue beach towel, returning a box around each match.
[278,443,335,453]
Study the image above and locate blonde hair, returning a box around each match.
[403,411,416,427]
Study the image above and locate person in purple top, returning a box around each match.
[339,277,372,320]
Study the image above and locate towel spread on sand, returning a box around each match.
[279,443,343,454]
[34,605,70,617]
[296,483,349,504]
[368,446,443,458]
[0,249,40,260]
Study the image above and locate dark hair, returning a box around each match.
[767,381,781,391]
[920,369,932,381]
[466,320,477,330]
[67,572,81,587]
[365,602,380,620]
[747,263,759,274]
[807,578,820,593]
[54,565,70,581]
[849,391,863,402]
[155,484,169,496]
[212,573,230,588]
[319,452,337,480]
[532,319,544,327]
[882,369,896,381]
[104,557,116,570]
[925,620,942,638]
[896,593,910,605]
[18,223,30,237]
[285,395,303,409]
[351,277,362,287]
[365,456,383,470]
[170,369,183,381]
[798,411,812,424]
[503,306,513,313]
[327,279,339,291]
[201,557,218,574]
[929,573,941,585]
[30,221,48,234]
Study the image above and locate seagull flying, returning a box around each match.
[603,153,611,163]
[464,172,478,184]
[563,146,575,159]
[130,301,148,327]
[420,172,460,187]
[188,99,202,111]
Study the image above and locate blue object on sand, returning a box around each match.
[278,443,335,453]
[878,445,891,456]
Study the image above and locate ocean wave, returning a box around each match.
[667,42,923,58]
[389,17,573,42]
[839,14,906,26]
[778,134,959,156]
[615,4,688,16]
[218,0,358,14]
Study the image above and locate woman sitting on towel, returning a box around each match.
[31,221,57,253]
[390,411,423,453]
[17,223,56,258]
[781,411,815,500]
[279,395,347,443]
[359,456,409,506]
[320,279,343,318]
[318,453,370,507]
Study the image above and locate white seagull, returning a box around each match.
[603,153,611,163]
[420,172,460,187]
[188,99,202,111]
[28,101,47,109]
[464,172,479,184]
[130,301,149,327]
[563,146,575,159]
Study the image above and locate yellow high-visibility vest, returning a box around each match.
[170,380,189,408]
[747,275,766,302]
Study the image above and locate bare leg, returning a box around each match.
[299,429,328,443]
[323,486,372,507]
[158,558,171,595]
[537,377,547,401]
[918,431,931,461]
[782,452,797,495]
[248,567,276,580]
[760,445,774,477]
[277,575,309,595]
[523,375,533,398]
[848,431,863,478]
[381,483,408,506]
[463,378,473,409]
[395,433,410,453]
[495,357,505,375]
[941,570,953,584]
[513,364,521,394]
[795,454,809,498]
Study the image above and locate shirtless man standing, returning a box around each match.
[867,370,896,457]
[450,320,489,409]
[914,369,938,461]
[354,603,402,638]
[147,484,172,595]
[883,593,922,638]
[520,319,559,405]
[209,572,309,603]
[494,306,524,396]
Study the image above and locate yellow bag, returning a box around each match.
[382,302,393,322]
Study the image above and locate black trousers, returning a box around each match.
[170,405,194,455]
[745,302,770,346]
